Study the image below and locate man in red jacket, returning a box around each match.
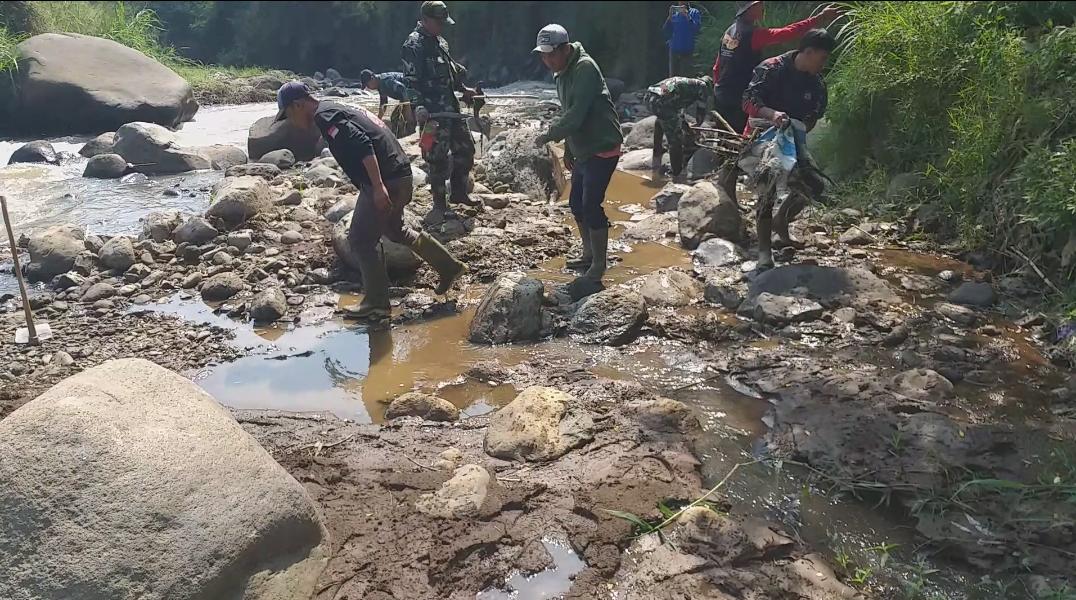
[712,1,839,134]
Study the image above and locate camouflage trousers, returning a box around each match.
[421,117,475,200]
[648,96,687,149]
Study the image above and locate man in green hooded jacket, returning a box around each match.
[533,24,624,292]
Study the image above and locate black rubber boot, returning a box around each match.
[756,214,775,272]
[346,251,391,321]
[449,171,480,207]
[564,220,593,270]
[773,196,807,250]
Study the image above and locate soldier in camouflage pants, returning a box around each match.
[403,1,478,217]
[645,75,712,177]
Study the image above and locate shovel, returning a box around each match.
[1,195,52,345]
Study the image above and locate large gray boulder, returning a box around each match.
[172,216,218,245]
[623,115,657,150]
[226,163,281,179]
[10,33,197,134]
[332,212,421,279]
[678,181,743,249]
[258,149,296,169]
[638,268,702,308]
[385,392,460,422]
[8,140,58,164]
[201,271,245,301]
[206,176,273,230]
[469,271,546,344]
[0,359,327,600]
[112,122,211,174]
[83,153,128,179]
[484,386,594,462]
[570,286,647,346]
[250,288,287,323]
[98,236,136,272]
[25,224,85,282]
[247,115,324,163]
[141,211,183,242]
[652,182,690,213]
[79,132,115,157]
[196,144,248,170]
[483,129,555,196]
[949,281,996,307]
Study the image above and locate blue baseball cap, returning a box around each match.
[275,81,314,121]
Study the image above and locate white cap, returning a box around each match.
[533,24,569,53]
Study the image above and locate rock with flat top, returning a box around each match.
[414,464,489,518]
[469,271,546,344]
[25,224,85,282]
[206,176,273,230]
[638,268,702,308]
[570,286,647,346]
[386,392,460,422]
[677,181,743,249]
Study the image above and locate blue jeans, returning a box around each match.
[569,155,618,230]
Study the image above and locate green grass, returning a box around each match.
[0,1,271,103]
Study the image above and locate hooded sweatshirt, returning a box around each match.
[544,42,623,162]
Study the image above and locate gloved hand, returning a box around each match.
[415,106,429,126]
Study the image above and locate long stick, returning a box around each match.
[0,195,37,344]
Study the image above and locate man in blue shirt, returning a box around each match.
[663,2,702,77]
[361,69,415,138]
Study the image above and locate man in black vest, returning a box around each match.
[276,82,466,321]
[711,1,839,134]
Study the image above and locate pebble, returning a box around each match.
[212,251,234,266]
[281,231,304,245]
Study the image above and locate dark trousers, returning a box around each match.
[349,175,418,257]
[714,95,748,135]
[669,50,693,77]
[569,155,618,230]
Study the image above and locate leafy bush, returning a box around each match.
[822,1,1076,294]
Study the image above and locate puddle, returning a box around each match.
[476,537,586,600]
[876,248,975,278]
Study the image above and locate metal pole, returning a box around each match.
[0,195,38,344]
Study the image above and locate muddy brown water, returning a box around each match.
[6,94,1060,597]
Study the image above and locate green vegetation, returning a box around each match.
[820,1,1076,312]
[0,1,269,102]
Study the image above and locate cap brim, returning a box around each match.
[533,45,555,53]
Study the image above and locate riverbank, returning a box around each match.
[2,88,1074,598]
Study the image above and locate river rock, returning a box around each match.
[414,464,489,519]
[748,292,824,325]
[25,224,85,282]
[685,148,719,180]
[173,216,219,245]
[206,176,273,229]
[949,281,996,307]
[838,226,873,245]
[324,196,357,222]
[623,115,657,149]
[258,149,295,169]
[618,148,666,171]
[99,236,136,272]
[652,182,690,213]
[79,132,115,157]
[333,212,421,278]
[10,33,197,134]
[225,163,281,179]
[139,212,181,244]
[891,368,954,402]
[385,392,460,422]
[83,152,128,178]
[52,271,85,290]
[8,140,59,164]
[304,162,343,187]
[196,144,248,170]
[0,359,327,600]
[484,386,594,462]
[570,286,647,346]
[247,115,324,163]
[483,129,555,196]
[746,264,898,307]
[469,271,546,344]
[621,212,679,243]
[81,282,117,303]
[678,181,743,249]
[250,287,287,323]
[935,302,977,326]
[227,230,253,252]
[201,272,244,301]
[281,231,303,245]
[113,122,211,174]
[693,237,746,270]
[639,268,702,308]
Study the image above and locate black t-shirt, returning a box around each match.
[743,51,827,126]
[313,101,411,187]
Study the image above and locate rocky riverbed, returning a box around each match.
[3,87,1075,599]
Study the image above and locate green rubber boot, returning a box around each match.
[412,232,467,295]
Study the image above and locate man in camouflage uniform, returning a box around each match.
[645,75,712,177]
[402,0,479,218]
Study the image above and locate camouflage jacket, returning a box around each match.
[402,22,465,113]
[647,77,711,112]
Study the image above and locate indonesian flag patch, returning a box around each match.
[327,124,339,139]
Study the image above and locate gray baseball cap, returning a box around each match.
[533,24,569,53]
